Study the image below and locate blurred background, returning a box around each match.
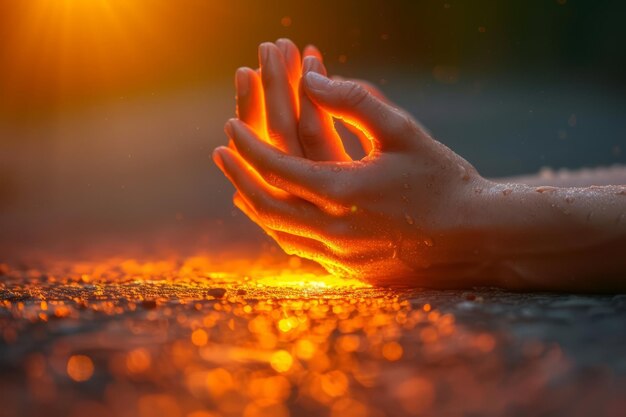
[1,0,625,261]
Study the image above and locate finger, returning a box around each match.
[225,119,355,214]
[303,45,323,62]
[233,191,277,238]
[299,56,350,161]
[271,231,384,278]
[214,146,342,241]
[275,38,302,112]
[234,194,340,269]
[236,67,266,139]
[235,195,349,276]
[330,77,386,155]
[259,42,302,155]
[303,73,426,152]
[270,230,351,275]
[331,76,389,103]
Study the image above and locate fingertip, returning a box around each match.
[303,45,323,62]
[232,191,245,208]
[303,71,331,92]
[275,38,294,51]
[276,37,295,45]
[212,147,226,169]
[302,56,326,75]
[258,42,273,64]
[302,56,314,73]
[224,119,236,138]
[235,67,250,97]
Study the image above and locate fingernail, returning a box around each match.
[275,39,288,58]
[302,56,314,73]
[259,43,271,67]
[224,120,234,138]
[212,148,225,170]
[305,72,331,90]
[235,68,249,97]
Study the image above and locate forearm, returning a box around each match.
[474,181,626,292]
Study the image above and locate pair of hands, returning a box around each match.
[213,39,488,285]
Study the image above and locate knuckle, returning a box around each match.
[298,121,323,145]
[385,111,415,138]
[341,82,370,108]
[267,129,285,145]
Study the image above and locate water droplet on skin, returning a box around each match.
[474,188,483,194]
[423,237,434,247]
[458,164,470,181]
[535,186,557,194]
[404,214,414,225]
[587,211,594,222]
[617,190,626,196]
[502,188,512,196]
[332,166,342,172]
[565,196,574,204]
[403,183,410,190]
[311,165,321,172]
[401,195,410,204]
[350,205,358,213]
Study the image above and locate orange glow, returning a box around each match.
[382,341,403,361]
[0,255,483,416]
[269,350,293,373]
[0,1,233,117]
[66,354,94,382]
[191,329,209,346]
[126,348,152,374]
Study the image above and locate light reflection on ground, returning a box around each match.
[0,256,625,417]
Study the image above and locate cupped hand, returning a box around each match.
[214,71,493,286]
[234,39,351,161]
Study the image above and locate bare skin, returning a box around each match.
[213,40,626,292]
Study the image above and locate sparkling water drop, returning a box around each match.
[458,164,470,181]
[502,188,512,196]
[332,166,342,172]
[535,186,556,194]
[423,237,434,247]
[311,164,321,172]
[404,214,414,225]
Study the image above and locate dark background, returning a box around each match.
[1,0,625,259]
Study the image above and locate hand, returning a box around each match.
[234,39,351,161]
[214,71,491,286]
[234,39,384,161]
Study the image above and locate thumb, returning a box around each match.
[303,72,423,151]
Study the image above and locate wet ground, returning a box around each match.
[1,257,625,417]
